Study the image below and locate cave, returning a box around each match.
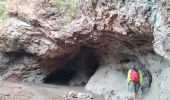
[43,46,99,86]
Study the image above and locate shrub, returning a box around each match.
[0,3,7,22]
[87,0,92,5]
[56,0,78,17]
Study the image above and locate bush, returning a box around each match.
[0,3,7,22]
[87,0,92,5]
[56,0,78,17]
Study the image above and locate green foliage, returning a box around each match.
[0,3,7,22]
[56,0,78,17]
[87,0,92,5]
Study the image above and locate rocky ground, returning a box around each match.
[0,82,104,100]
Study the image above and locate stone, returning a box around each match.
[64,90,93,99]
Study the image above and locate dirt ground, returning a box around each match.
[0,82,105,100]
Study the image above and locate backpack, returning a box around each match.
[130,68,139,83]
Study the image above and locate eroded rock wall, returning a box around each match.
[86,53,170,100]
[0,0,156,83]
[0,0,169,99]
[153,0,170,60]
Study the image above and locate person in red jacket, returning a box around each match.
[127,66,143,100]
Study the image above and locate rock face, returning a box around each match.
[86,53,166,100]
[153,0,170,60]
[0,52,44,83]
[0,0,170,99]
[141,53,170,100]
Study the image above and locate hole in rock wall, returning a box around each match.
[43,67,76,85]
[43,46,99,86]
[119,58,131,64]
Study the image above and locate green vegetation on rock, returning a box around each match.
[56,0,78,17]
[0,3,7,22]
[87,0,92,5]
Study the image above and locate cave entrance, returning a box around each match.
[43,46,99,86]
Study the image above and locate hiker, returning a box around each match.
[127,66,142,100]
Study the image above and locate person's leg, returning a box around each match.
[133,83,138,100]
[129,82,137,100]
[133,92,137,100]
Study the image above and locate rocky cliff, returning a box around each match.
[0,0,170,99]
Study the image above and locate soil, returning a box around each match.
[0,82,104,100]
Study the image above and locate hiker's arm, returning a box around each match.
[127,70,131,85]
[139,71,143,85]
